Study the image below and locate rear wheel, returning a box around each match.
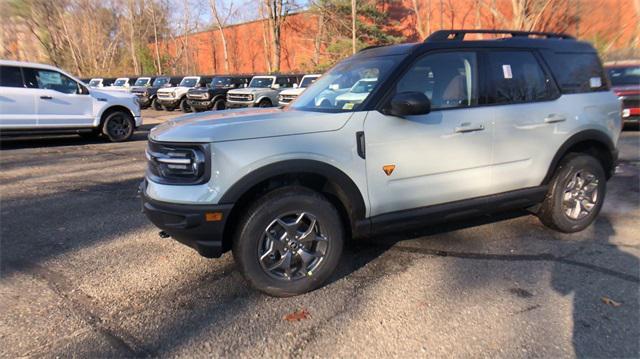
[233,187,344,297]
[179,98,192,112]
[537,154,606,233]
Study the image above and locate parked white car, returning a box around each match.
[278,74,321,106]
[105,77,132,92]
[0,60,142,142]
[88,78,114,88]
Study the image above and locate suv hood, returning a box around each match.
[280,88,305,96]
[149,108,351,143]
[228,88,271,95]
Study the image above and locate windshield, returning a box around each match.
[607,66,640,86]
[152,77,169,87]
[134,78,149,86]
[249,77,274,88]
[113,79,127,86]
[179,77,199,87]
[88,79,101,87]
[209,77,233,88]
[300,76,319,88]
[291,55,402,112]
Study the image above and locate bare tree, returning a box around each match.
[263,0,297,72]
[351,0,356,54]
[411,0,426,39]
[209,0,235,73]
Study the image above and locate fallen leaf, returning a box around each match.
[283,308,310,322]
[601,296,622,307]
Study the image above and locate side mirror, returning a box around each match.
[78,84,90,95]
[387,92,431,117]
[293,83,299,89]
[272,83,280,89]
[243,83,248,88]
[329,84,339,91]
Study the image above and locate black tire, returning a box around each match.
[101,110,135,142]
[163,105,174,112]
[537,153,606,233]
[257,98,272,107]
[179,97,192,112]
[213,98,226,111]
[152,97,162,111]
[233,186,344,297]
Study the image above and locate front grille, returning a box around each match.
[188,93,209,100]
[228,93,253,102]
[157,92,173,99]
[622,95,640,109]
[279,94,297,103]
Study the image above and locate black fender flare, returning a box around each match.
[541,129,617,184]
[219,159,367,224]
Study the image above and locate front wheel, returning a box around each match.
[101,111,134,142]
[213,98,226,111]
[233,187,344,297]
[257,98,272,107]
[179,98,192,112]
[537,154,606,233]
[152,98,162,111]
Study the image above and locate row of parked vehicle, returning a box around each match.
[83,74,322,112]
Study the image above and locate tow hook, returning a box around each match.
[159,231,170,239]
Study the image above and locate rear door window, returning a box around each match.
[542,52,607,93]
[486,51,558,104]
[0,66,25,88]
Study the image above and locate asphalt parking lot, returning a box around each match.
[1,111,638,358]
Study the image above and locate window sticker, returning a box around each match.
[502,65,513,79]
[342,102,354,110]
[39,71,62,85]
[589,77,602,88]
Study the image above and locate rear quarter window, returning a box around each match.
[543,52,608,93]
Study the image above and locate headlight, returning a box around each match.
[279,95,284,101]
[171,91,177,97]
[145,141,210,185]
[248,94,254,101]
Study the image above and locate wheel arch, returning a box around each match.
[542,129,617,185]
[99,105,135,127]
[220,159,367,251]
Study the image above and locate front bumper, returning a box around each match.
[157,98,180,107]
[140,180,233,258]
[187,99,213,110]
[226,101,255,108]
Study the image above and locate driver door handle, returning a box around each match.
[40,95,53,100]
[544,114,566,124]
[455,122,485,133]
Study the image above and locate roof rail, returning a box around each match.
[425,29,575,42]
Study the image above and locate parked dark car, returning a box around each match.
[606,62,640,127]
[186,76,251,111]
[130,76,181,110]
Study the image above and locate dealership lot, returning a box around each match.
[0,111,638,357]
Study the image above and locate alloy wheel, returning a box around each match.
[258,212,328,281]
[562,170,599,220]
[106,115,132,140]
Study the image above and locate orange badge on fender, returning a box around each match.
[383,165,395,176]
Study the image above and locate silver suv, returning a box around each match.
[141,30,621,297]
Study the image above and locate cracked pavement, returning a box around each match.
[1,112,638,358]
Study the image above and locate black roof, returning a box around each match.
[355,29,596,59]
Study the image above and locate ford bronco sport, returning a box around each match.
[278,74,321,106]
[141,30,621,297]
[226,75,301,108]
[187,76,251,112]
